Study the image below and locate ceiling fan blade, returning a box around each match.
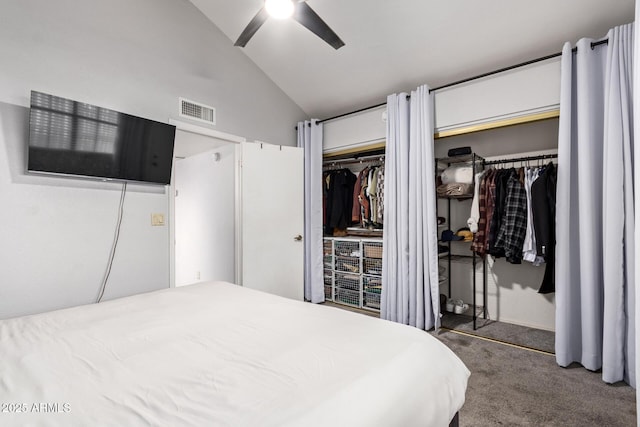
[293,2,345,50]
[234,7,270,47]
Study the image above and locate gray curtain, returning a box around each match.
[381,85,440,330]
[556,23,635,386]
[297,120,324,303]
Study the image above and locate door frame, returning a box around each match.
[168,119,245,288]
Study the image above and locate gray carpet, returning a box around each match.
[440,312,555,354]
[433,329,636,426]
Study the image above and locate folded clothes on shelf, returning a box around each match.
[441,165,474,185]
[455,228,473,242]
[436,183,474,197]
[441,229,464,241]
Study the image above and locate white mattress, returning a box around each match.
[0,282,469,426]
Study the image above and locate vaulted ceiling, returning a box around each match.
[190,0,635,119]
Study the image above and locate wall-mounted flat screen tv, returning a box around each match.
[28,91,176,185]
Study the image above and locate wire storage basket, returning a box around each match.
[325,285,333,301]
[335,288,360,307]
[335,272,360,291]
[334,240,360,257]
[363,274,381,310]
[363,258,382,276]
[323,239,333,255]
[364,291,381,310]
[324,254,334,270]
[363,275,382,293]
[335,256,360,273]
[324,270,334,301]
[363,241,383,259]
[323,237,382,312]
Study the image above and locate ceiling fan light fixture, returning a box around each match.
[235,0,344,49]
[265,0,294,19]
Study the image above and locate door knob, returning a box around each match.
[294,234,303,241]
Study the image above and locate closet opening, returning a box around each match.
[435,117,558,353]
[322,146,386,314]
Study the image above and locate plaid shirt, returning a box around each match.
[493,170,528,264]
[472,169,495,257]
[487,169,511,254]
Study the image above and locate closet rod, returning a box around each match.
[316,39,609,125]
[323,153,385,167]
[483,153,558,166]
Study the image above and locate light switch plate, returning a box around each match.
[151,213,165,226]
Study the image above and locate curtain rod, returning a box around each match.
[316,39,609,125]
[483,153,558,166]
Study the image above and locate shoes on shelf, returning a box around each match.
[445,299,469,314]
[445,299,456,313]
[454,301,469,314]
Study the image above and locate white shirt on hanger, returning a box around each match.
[522,167,544,266]
[467,170,487,233]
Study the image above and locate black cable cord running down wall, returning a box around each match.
[96,182,127,303]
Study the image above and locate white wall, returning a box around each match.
[0,0,305,146]
[0,102,171,318]
[0,0,305,318]
[434,58,560,132]
[323,106,386,154]
[174,143,236,286]
[321,58,561,154]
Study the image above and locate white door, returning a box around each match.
[237,141,304,300]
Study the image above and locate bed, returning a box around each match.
[0,281,469,426]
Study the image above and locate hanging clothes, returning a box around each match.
[523,167,544,265]
[471,163,557,275]
[376,166,385,224]
[351,169,364,223]
[324,168,357,235]
[358,169,371,227]
[531,162,557,294]
[492,168,528,264]
[471,169,496,258]
[369,167,379,224]
[323,171,329,226]
[487,169,510,255]
[468,170,488,233]
[338,164,385,229]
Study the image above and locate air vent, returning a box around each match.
[179,98,216,125]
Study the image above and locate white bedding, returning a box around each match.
[0,282,469,426]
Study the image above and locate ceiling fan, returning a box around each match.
[234,0,345,50]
